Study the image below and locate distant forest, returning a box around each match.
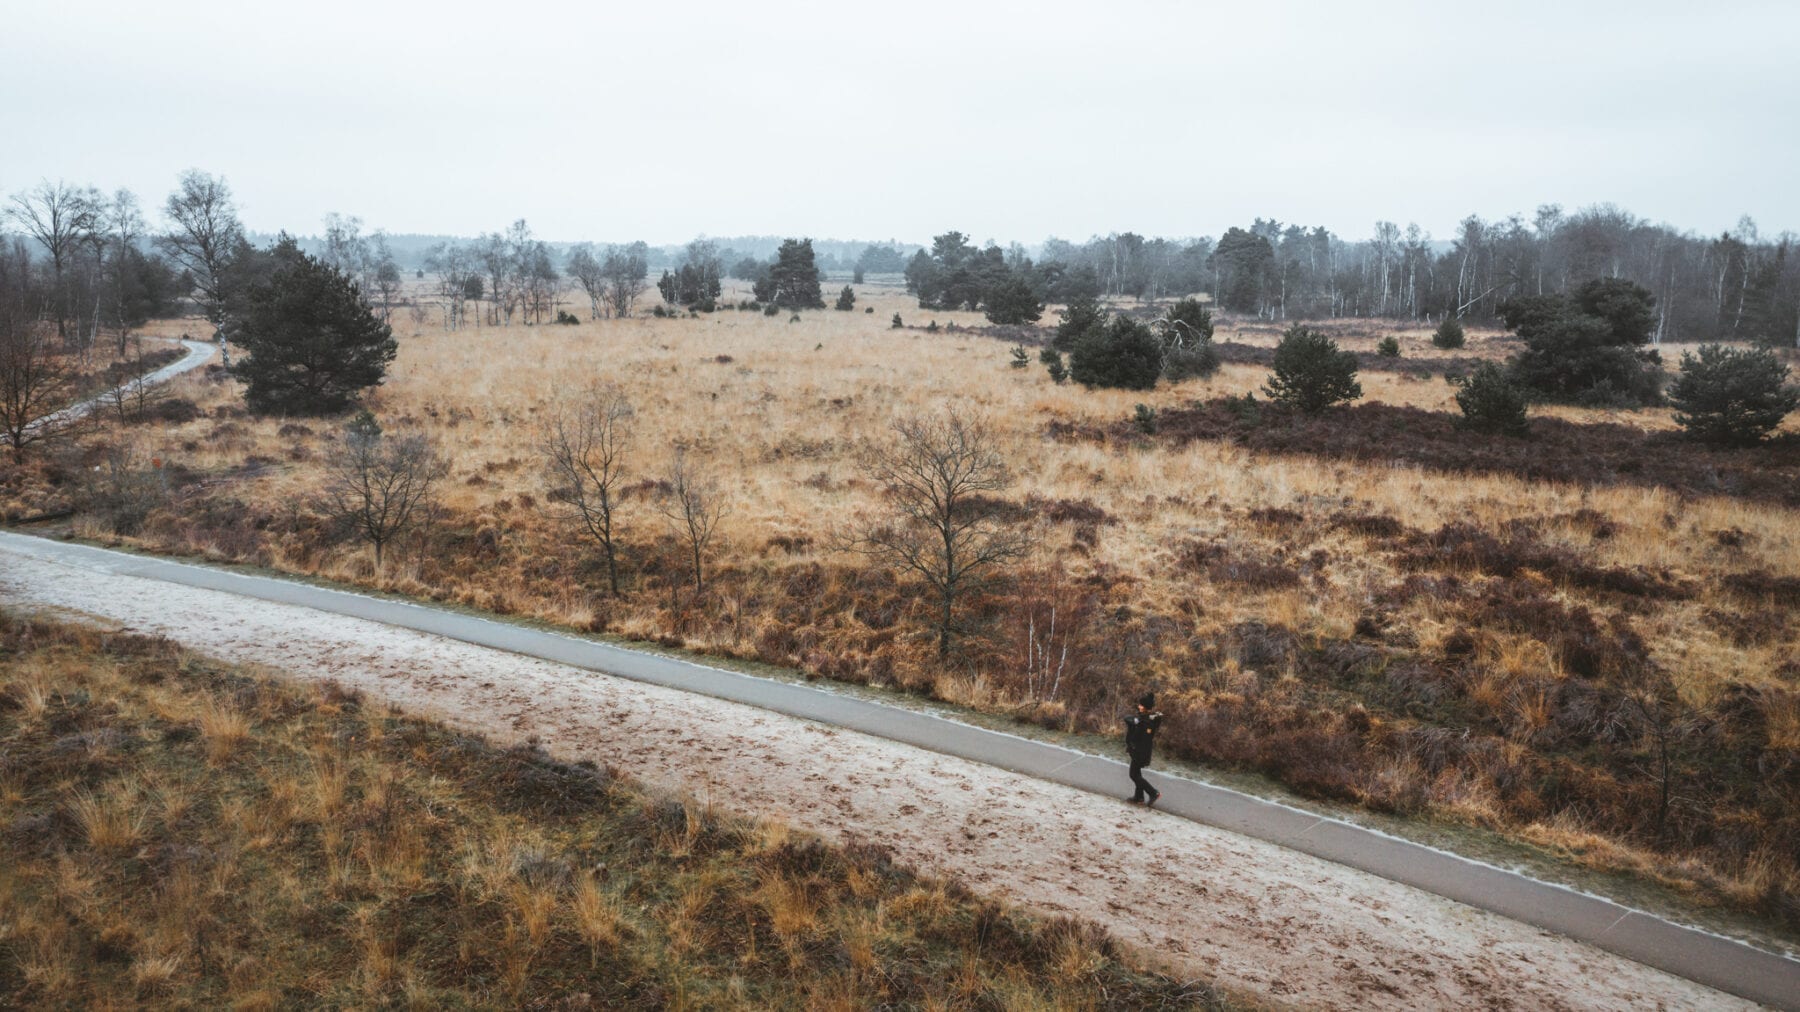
[978,206,1796,345]
[275,204,1798,345]
[252,232,923,278]
[7,170,1797,347]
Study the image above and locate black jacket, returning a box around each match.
[1124,711,1162,762]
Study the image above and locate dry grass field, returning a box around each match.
[8,282,1800,937]
[0,610,1225,1008]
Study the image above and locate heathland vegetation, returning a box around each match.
[4,171,1800,946]
[0,611,1217,1007]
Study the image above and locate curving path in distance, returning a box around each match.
[6,337,216,445]
[0,530,1794,1008]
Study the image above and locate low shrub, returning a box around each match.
[1668,343,1799,446]
[1432,317,1466,349]
[1263,325,1361,414]
[1454,361,1530,436]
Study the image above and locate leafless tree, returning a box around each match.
[103,333,165,424]
[7,179,103,345]
[518,239,560,325]
[158,170,244,360]
[79,441,167,535]
[0,316,77,464]
[600,243,649,318]
[541,386,633,596]
[1013,564,1095,703]
[566,245,605,319]
[476,231,512,326]
[1605,677,1692,844]
[370,234,402,323]
[320,415,448,569]
[659,447,726,596]
[845,410,1031,661]
[320,212,372,283]
[424,242,475,330]
[101,189,147,355]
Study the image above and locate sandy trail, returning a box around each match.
[7,338,216,445]
[0,551,1752,1010]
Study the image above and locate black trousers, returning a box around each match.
[1129,756,1157,800]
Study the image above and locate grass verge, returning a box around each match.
[0,609,1237,1009]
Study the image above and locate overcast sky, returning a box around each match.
[4,0,1795,246]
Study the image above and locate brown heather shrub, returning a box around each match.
[1704,607,1791,647]
[15,309,1798,938]
[1246,506,1306,529]
[1397,522,1693,601]
[0,611,1219,1010]
[1181,540,1304,592]
[1036,495,1113,525]
[1149,398,1800,509]
[1722,570,1800,609]
[1331,510,1410,539]
[1464,578,1652,680]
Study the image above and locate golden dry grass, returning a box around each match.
[350,298,1789,694]
[0,611,1227,1009]
[27,287,1800,931]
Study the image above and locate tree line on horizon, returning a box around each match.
[892,211,1800,348]
[4,169,1799,350]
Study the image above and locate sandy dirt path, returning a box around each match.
[7,338,216,445]
[0,551,1754,1010]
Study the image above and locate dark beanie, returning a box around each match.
[1138,692,1156,709]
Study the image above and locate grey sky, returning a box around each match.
[5,0,1795,246]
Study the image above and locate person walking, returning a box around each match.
[1124,692,1163,807]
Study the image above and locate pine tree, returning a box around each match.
[1053,295,1106,352]
[1160,297,1220,380]
[834,285,856,311]
[1668,344,1799,445]
[1501,278,1662,407]
[231,238,396,416]
[1263,325,1361,414]
[1068,316,1162,390]
[1454,362,1530,436]
[982,272,1043,325]
[771,239,825,310]
[1432,317,1465,349]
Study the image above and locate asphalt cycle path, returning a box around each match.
[1,530,1794,1008]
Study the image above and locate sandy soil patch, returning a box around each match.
[0,550,1749,1010]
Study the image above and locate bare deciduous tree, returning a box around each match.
[7,179,103,344]
[104,333,165,424]
[1605,677,1692,844]
[566,245,605,320]
[80,441,167,535]
[101,188,147,356]
[1013,563,1095,703]
[371,234,402,323]
[518,239,560,325]
[1,235,77,463]
[476,231,512,326]
[424,242,475,330]
[159,170,243,360]
[846,410,1030,661]
[320,212,372,283]
[659,447,726,596]
[0,316,76,464]
[320,414,448,569]
[600,243,649,319]
[542,386,633,596]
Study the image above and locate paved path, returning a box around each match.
[0,530,1794,1008]
[6,338,215,444]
